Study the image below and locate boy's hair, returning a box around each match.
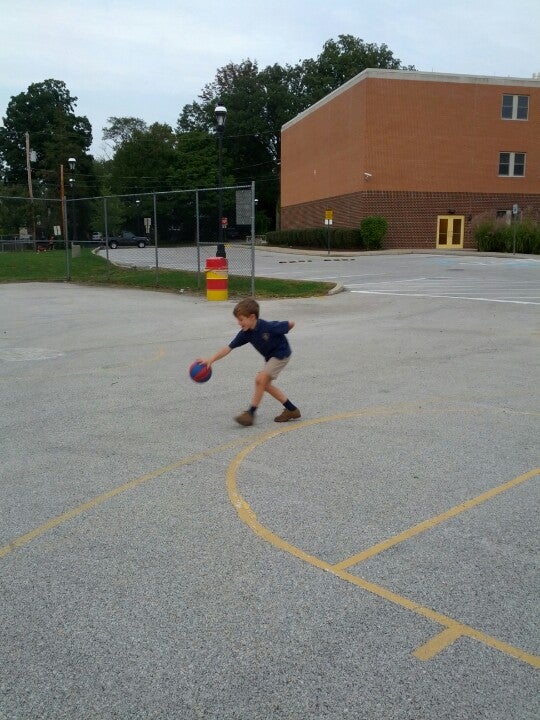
[233,297,260,318]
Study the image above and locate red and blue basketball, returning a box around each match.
[189,361,212,383]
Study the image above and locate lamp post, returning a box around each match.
[60,164,69,279]
[215,105,227,258]
[135,199,141,235]
[68,157,76,246]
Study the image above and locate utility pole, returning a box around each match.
[25,132,36,244]
[25,132,34,200]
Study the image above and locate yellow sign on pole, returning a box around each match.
[325,209,333,221]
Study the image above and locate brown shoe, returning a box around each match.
[235,410,254,426]
[274,408,301,422]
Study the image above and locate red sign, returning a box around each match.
[221,216,228,229]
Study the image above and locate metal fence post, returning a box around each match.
[251,180,256,296]
[103,197,110,274]
[195,190,201,289]
[153,193,159,285]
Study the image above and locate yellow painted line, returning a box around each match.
[413,627,463,660]
[0,436,249,560]
[333,468,540,571]
[0,404,406,561]
[334,570,540,667]
[226,409,540,668]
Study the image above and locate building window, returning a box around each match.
[501,94,529,120]
[499,152,526,177]
[496,210,512,224]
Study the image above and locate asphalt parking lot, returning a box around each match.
[1,253,539,719]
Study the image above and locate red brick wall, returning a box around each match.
[281,71,540,246]
[280,191,540,249]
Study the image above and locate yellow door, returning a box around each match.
[436,216,464,249]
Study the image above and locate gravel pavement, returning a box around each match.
[1,255,539,719]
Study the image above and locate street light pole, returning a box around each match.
[68,177,76,246]
[68,157,76,247]
[60,163,70,280]
[215,105,227,258]
[135,199,141,235]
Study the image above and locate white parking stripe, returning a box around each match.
[350,290,540,305]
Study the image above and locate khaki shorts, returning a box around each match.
[263,356,290,380]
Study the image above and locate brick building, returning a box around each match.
[280,70,540,249]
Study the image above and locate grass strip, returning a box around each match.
[0,248,334,298]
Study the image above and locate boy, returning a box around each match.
[199,298,301,426]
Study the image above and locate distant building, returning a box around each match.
[280,70,540,249]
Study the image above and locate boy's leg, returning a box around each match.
[251,370,273,406]
[265,381,287,404]
[236,360,300,425]
[235,370,271,426]
[266,381,301,422]
[264,358,301,422]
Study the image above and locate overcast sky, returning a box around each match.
[1,0,538,158]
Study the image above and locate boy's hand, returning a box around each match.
[197,358,211,367]
[289,320,295,330]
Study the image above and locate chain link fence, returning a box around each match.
[0,182,258,293]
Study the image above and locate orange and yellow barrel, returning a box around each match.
[205,256,228,301]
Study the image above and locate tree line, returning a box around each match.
[0,35,414,241]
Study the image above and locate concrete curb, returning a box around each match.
[258,246,539,260]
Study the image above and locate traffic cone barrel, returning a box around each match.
[205,256,228,301]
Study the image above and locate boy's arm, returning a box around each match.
[198,346,231,368]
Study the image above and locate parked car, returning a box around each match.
[106,231,149,249]
[91,231,103,242]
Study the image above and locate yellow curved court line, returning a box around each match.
[0,436,249,560]
[226,407,540,669]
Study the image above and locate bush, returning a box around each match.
[474,219,540,254]
[514,220,540,254]
[360,216,388,249]
[473,221,496,251]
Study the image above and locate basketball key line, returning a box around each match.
[0,436,249,560]
[226,417,540,668]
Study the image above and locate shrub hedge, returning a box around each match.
[474,220,540,254]
[360,216,388,249]
[266,217,387,251]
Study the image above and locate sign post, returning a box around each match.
[512,204,519,255]
[324,209,333,254]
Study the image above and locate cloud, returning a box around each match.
[1,0,538,156]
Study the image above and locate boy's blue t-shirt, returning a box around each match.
[229,319,291,361]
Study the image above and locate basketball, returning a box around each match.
[189,361,212,383]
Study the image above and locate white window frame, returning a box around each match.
[498,152,526,177]
[501,94,529,120]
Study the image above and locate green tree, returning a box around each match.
[105,122,191,240]
[177,59,302,230]
[102,117,149,154]
[0,185,30,236]
[0,79,93,190]
[300,34,414,104]
[0,79,98,239]
[177,36,414,230]
[89,159,125,235]
[108,122,177,195]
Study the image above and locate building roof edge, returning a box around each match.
[281,69,540,131]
